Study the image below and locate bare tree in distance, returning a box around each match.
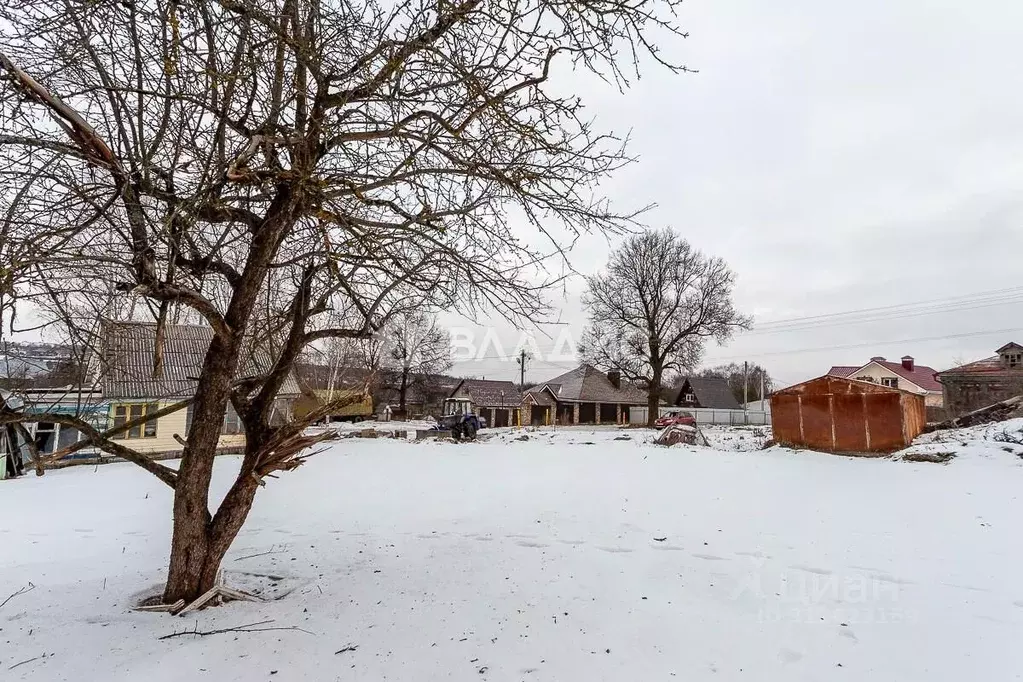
[0,0,690,603]
[579,229,751,426]
[695,362,773,404]
[380,311,452,416]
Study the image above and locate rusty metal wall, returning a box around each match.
[901,393,927,442]
[864,393,904,451]
[770,394,802,446]
[833,393,868,452]
[771,376,921,454]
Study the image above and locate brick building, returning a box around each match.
[937,343,1023,417]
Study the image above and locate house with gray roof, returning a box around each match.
[671,376,741,410]
[445,378,521,427]
[520,364,648,425]
[9,319,300,461]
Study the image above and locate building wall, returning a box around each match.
[771,377,924,454]
[107,400,246,454]
[941,375,1023,417]
[847,364,943,407]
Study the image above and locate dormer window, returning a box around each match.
[1005,353,1022,369]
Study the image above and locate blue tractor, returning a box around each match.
[436,413,483,441]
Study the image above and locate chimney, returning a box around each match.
[870,356,885,362]
[901,356,914,371]
[607,369,621,388]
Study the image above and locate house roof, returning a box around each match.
[522,387,556,406]
[448,378,521,407]
[828,359,942,392]
[675,376,741,410]
[938,355,1021,377]
[99,320,301,399]
[294,363,375,391]
[525,365,648,405]
[996,342,1023,354]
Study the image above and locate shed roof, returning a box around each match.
[99,320,301,399]
[773,374,914,397]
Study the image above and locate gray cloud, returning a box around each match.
[450,0,1023,386]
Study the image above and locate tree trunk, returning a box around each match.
[398,369,409,415]
[162,449,263,603]
[162,336,241,604]
[646,385,661,427]
[647,363,663,427]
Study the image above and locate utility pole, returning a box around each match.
[516,349,528,390]
[760,369,766,413]
[743,360,749,424]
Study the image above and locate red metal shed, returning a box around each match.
[770,376,926,454]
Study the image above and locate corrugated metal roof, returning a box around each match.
[525,365,647,405]
[99,320,300,399]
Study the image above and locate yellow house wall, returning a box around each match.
[107,401,247,454]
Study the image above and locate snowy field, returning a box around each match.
[2,424,1023,681]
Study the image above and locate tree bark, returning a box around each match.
[646,385,661,427]
[162,335,239,603]
[398,368,409,415]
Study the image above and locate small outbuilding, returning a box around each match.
[770,376,925,454]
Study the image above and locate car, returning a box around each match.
[654,410,696,429]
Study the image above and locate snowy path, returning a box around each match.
[2,428,1022,680]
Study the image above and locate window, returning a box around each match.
[185,403,245,436]
[1005,353,1022,369]
[57,426,81,450]
[222,404,243,435]
[33,422,57,454]
[881,377,898,388]
[112,403,159,439]
[684,392,696,403]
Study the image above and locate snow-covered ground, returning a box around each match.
[2,425,1022,680]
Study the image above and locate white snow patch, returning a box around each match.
[1,426,1021,680]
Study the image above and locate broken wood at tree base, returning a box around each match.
[134,574,264,615]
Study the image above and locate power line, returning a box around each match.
[748,294,1023,335]
[707,327,1023,363]
[752,286,1023,331]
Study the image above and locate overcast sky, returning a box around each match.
[448,0,1023,387]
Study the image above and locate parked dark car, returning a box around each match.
[654,410,696,429]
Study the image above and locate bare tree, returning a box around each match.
[695,362,773,404]
[0,0,688,603]
[380,311,451,416]
[579,229,750,426]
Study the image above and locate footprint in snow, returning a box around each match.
[557,539,586,546]
[515,540,549,549]
[692,553,727,561]
[789,564,832,576]
[778,649,803,664]
[597,546,634,554]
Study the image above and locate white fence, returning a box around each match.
[629,406,770,427]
